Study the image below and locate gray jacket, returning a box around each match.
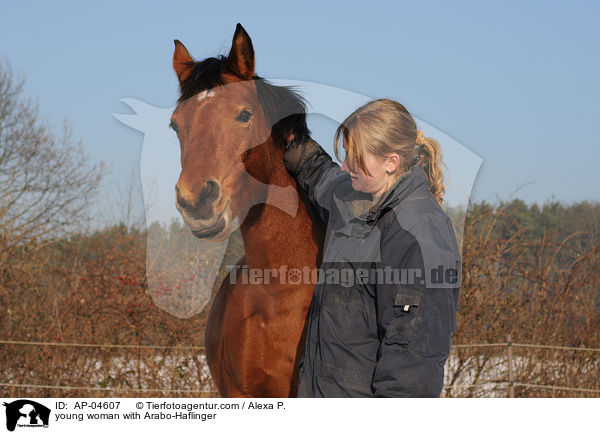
[283,137,461,397]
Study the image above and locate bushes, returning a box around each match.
[0,225,216,397]
[1,199,599,397]
[445,200,600,397]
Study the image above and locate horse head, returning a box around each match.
[171,24,307,242]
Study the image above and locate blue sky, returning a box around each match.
[1,0,599,224]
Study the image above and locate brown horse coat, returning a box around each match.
[171,24,324,397]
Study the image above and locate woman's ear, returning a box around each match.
[385,153,401,175]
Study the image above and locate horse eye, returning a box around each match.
[236,109,252,123]
[169,120,179,133]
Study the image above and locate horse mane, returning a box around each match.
[177,55,310,146]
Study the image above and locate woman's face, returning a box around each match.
[341,150,394,199]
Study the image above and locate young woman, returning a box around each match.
[283,98,461,397]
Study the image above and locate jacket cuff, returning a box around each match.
[283,136,320,176]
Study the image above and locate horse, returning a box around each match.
[170,23,325,397]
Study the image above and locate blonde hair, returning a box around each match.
[333,98,447,204]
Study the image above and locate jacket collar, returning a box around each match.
[341,164,430,223]
[374,164,429,208]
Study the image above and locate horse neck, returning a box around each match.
[239,138,322,271]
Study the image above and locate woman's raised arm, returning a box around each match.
[283,136,348,223]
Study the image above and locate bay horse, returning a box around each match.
[171,23,324,397]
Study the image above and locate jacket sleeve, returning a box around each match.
[370,218,460,397]
[283,137,348,223]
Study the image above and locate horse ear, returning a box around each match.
[173,40,195,83]
[224,23,255,79]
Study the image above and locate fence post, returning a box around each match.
[506,334,515,398]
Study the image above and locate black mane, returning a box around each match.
[177,56,226,103]
[177,56,310,146]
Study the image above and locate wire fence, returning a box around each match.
[0,340,206,351]
[1,336,599,397]
[443,335,600,397]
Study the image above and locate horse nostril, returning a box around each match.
[202,180,221,204]
[176,187,190,210]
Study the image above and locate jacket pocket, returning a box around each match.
[393,288,423,312]
[385,288,424,346]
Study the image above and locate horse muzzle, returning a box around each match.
[175,179,231,237]
[176,192,232,240]
[190,203,230,239]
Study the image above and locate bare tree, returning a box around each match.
[0,60,105,248]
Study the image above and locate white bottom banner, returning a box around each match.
[0,398,597,433]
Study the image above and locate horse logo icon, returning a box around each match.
[114,82,480,319]
[3,400,50,431]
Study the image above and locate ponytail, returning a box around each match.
[416,131,446,205]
